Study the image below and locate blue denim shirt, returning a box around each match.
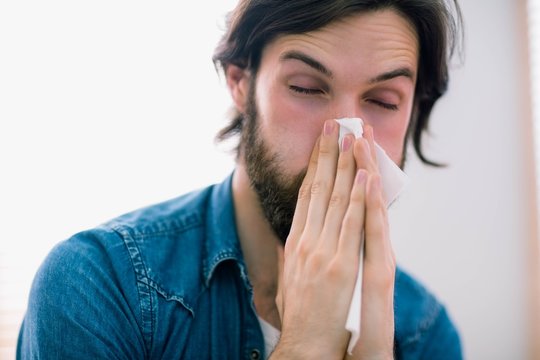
[18,174,462,359]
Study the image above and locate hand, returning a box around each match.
[346,125,395,359]
[271,120,395,359]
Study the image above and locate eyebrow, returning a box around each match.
[280,50,414,84]
[368,68,414,84]
[280,51,333,78]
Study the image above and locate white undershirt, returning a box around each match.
[256,316,281,359]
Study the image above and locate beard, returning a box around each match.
[240,85,306,245]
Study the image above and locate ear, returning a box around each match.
[225,64,251,114]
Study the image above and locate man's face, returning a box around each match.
[241,9,419,242]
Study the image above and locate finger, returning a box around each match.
[363,124,378,165]
[364,174,392,265]
[353,137,378,174]
[337,169,368,259]
[303,119,339,238]
[319,134,356,253]
[287,137,321,249]
[275,245,285,322]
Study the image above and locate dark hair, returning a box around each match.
[213,0,463,166]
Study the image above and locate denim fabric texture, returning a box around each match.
[17,174,462,359]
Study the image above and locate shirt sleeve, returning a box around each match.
[417,305,463,360]
[393,268,463,360]
[17,228,148,360]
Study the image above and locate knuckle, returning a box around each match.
[308,155,319,170]
[297,183,311,201]
[310,180,330,196]
[342,213,360,231]
[336,155,351,171]
[327,260,348,280]
[309,152,319,165]
[328,193,346,208]
[318,141,333,157]
[306,251,326,271]
[296,238,311,258]
[350,185,366,203]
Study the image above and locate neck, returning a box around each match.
[232,163,281,329]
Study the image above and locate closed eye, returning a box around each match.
[289,85,324,95]
[367,99,398,111]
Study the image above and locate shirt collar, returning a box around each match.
[203,172,251,288]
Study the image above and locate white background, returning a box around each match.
[0,1,537,359]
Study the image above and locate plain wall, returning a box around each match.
[391,0,536,358]
[0,0,536,358]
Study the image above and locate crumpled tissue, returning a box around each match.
[335,118,407,355]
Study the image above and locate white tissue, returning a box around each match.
[335,118,407,355]
[336,118,407,206]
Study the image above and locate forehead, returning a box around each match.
[259,9,419,81]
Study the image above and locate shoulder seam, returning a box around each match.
[108,224,155,356]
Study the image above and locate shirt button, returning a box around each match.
[250,349,261,360]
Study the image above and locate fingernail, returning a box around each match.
[341,135,352,152]
[356,170,367,184]
[324,120,335,136]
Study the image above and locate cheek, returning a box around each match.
[373,123,408,164]
[365,110,411,164]
[257,84,325,172]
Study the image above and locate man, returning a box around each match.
[18,0,463,359]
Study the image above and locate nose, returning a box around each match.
[329,96,363,121]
